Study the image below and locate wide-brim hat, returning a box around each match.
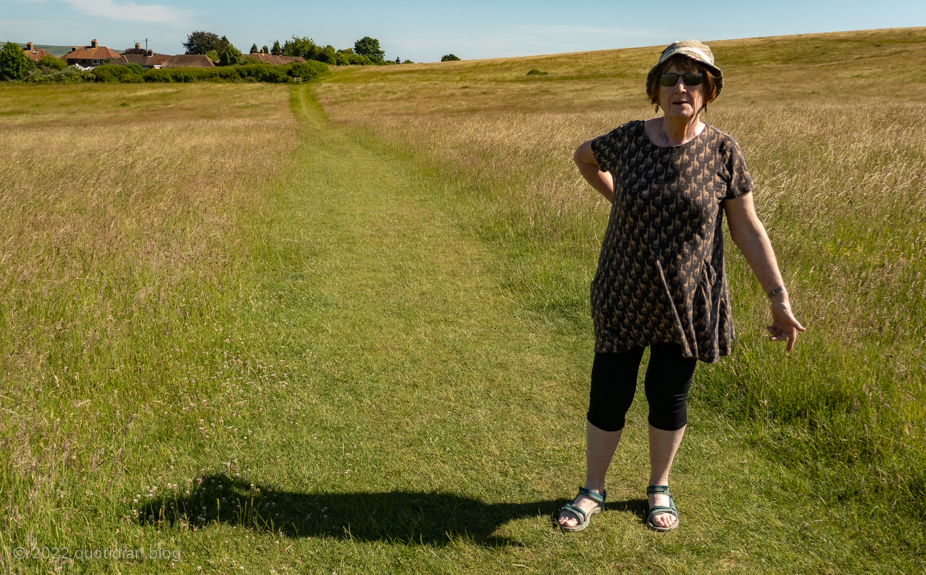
[646,40,723,96]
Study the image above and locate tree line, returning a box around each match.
[182,32,413,66]
[0,32,463,81]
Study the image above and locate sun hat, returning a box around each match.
[646,40,723,96]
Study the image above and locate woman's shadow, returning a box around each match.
[135,473,648,546]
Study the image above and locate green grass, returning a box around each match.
[2,28,925,574]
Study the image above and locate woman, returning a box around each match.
[557,40,805,533]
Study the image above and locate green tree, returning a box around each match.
[335,48,373,66]
[0,42,34,80]
[319,45,337,65]
[249,43,258,54]
[183,31,224,55]
[261,45,269,54]
[282,36,317,59]
[441,54,460,61]
[219,43,243,66]
[353,37,384,63]
[271,41,282,56]
[37,54,66,70]
[205,50,220,63]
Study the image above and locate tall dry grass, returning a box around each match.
[317,28,926,509]
[0,83,298,536]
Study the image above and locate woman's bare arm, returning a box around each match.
[724,192,806,352]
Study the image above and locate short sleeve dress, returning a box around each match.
[589,120,754,363]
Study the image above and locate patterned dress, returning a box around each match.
[590,120,754,363]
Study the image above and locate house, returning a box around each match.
[108,44,171,69]
[161,54,215,68]
[22,42,53,63]
[108,53,172,69]
[61,40,119,67]
[242,52,306,65]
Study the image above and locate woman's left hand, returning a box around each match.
[767,296,805,352]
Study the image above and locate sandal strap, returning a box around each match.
[646,485,670,495]
[647,505,678,519]
[578,487,606,504]
[560,504,588,523]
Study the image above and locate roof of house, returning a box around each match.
[243,53,306,65]
[108,53,172,67]
[161,54,216,68]
[62,42,120,62]
[149,54,172,66]
[22,43,53,63]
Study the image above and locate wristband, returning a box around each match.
[767,285,786,298]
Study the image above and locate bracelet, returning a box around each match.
[767,285,787,298]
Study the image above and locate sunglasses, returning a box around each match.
[659,72,705,87]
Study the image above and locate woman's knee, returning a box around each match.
[587,349,644,432]
[644,343,698,431]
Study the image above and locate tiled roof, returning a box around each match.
[108,54,172,68]
[161,54,216,68]
[148,54,172,67]
[62,45,120,63]
[23,46,53,63]
[108,54,146,66]
[243,53,306,65]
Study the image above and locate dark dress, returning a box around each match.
[589,120,754,363]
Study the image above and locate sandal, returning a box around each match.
[558,487,606,532]
[646,485,679,532]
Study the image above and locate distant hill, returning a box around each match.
[0,42,77,57]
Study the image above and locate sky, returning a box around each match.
[3,0,925,63]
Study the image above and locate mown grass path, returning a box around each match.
[223,84,596,570]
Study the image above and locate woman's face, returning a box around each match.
[658,62,704,122]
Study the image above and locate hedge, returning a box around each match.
[132,61,328,84]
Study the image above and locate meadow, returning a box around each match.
[1,27,924,574]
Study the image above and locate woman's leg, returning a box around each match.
[558,347,645,528]
[644,342,698,529]
[647,425,686,528]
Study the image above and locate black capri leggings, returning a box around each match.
[586,342,698,432]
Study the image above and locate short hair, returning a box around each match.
[647,55,719,110]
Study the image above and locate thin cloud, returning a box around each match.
[47,0,197,28]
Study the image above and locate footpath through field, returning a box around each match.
[234,85,906,573]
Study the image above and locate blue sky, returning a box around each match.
[3,0,924,62]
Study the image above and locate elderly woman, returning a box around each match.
[557,40,805,532]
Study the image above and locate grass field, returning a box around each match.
[1,28,924,574]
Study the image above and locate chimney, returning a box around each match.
[91,39,98,48]
[27,42,34,51]
[135,43,140,49]
[71,47,78,53]
[147,49,153,56]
